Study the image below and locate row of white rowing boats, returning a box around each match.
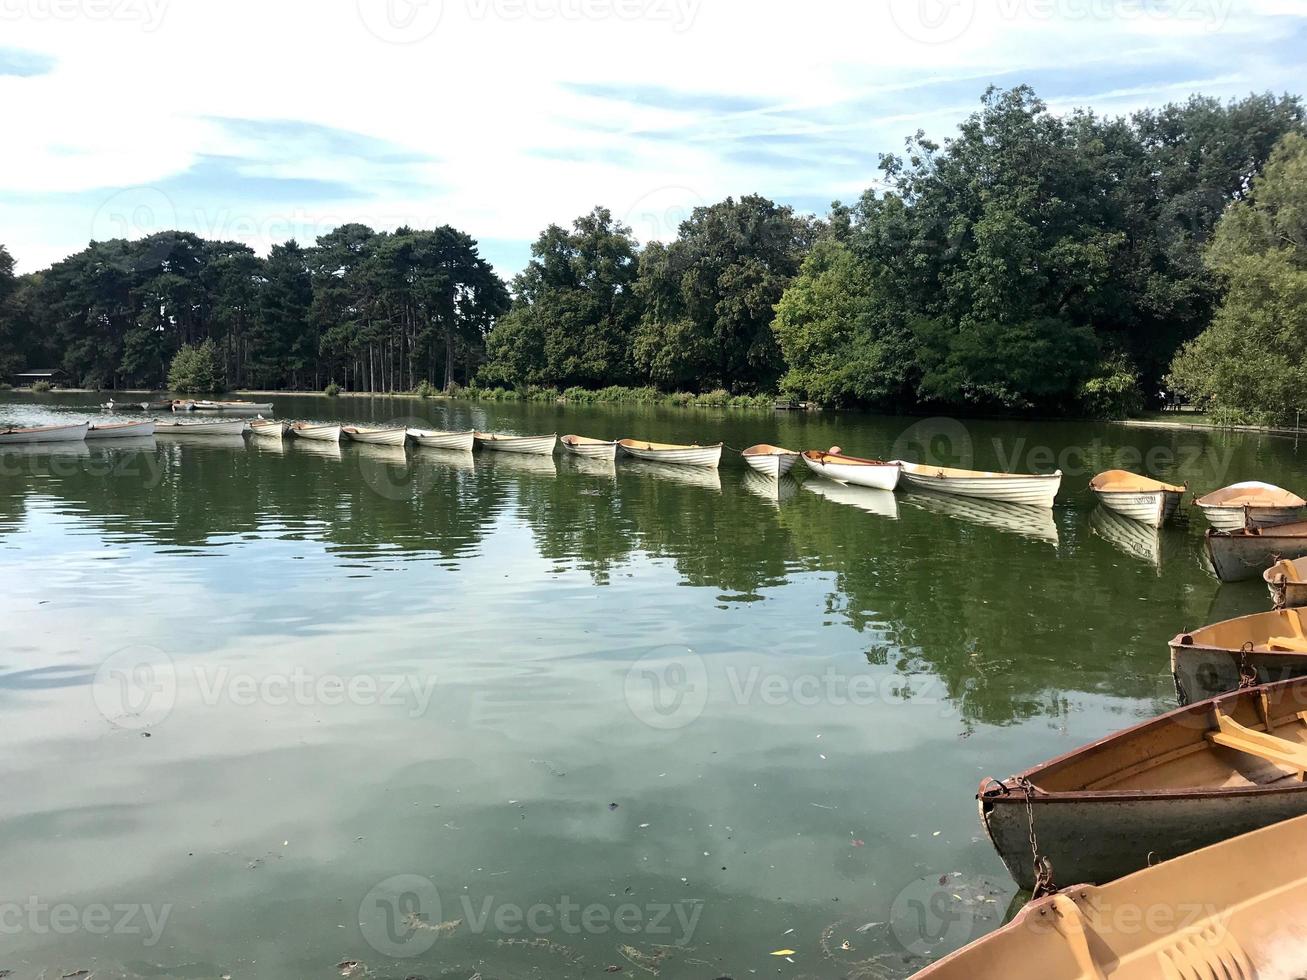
[1088,469,1307,529]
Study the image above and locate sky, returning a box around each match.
[0,0,1304,279]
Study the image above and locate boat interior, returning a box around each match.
[1216,520,1307,538]
[743,444,798,457]
[563,435,613,446]
[1182,608,1307,653]
[801,449,890,466]
[1090,469,1185,493]
[618,439,719,451]
[1268,558,1307,583]
[1198,482,1307,508]
[898,461,1052,480]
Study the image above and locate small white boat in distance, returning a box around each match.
[474,432,557,456]
[175,399,274,414]
[408,428,475,452]
[0,421,90,445]
[343,425,408,447]
[561,435,619,461]
[248,419,290,440]
[742,444,800,479]
[894,460,1061,508]
[155,418,248,436]
[617,439,723,468]
[87,420,156,440]
[801,449,900,491]
[290,422,342,443]
[1197,481,1307,531]
[1089,469,1186,527]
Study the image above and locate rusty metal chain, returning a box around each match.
[1239,642,1259,690]
[1016,776,1055,899]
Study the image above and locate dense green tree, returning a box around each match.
[1167,132,1307,424]
[0,245,20,376]
[168,338,224,393]
[252,241,312,389]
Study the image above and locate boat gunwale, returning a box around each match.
[801,449,896,467]
[1088,468,1187,495]
[895,460,1062,481]
[617,438,723,452]
[1196,481,1307,509]
[743,444,800,458]
[561,434,618,447]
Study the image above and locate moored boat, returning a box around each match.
[154,418,248,436]
[289,422,342,443]
[248,419,291,440]
[561,435,619,461]
[1088,469,1185,527]
[0,421,90,445]
[407,428,475,452]
[909,810,1307,979]
[741,444,800,479]
[86,420,156,440]
[342,425,408,447]
[617,439,722,468]
[801,449,900,490]
[1196,481,1306,530]
[474,432,558,456]
[980,675,1307,891]
[1171,607,1307,704]
[1206,521,1307,582]
[1267,556,1307,609]
[894,460,1061,508]
[175,399,274,414]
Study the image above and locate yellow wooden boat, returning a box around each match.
[1171,608,1307,703]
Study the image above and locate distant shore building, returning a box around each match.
[10,368,67,388]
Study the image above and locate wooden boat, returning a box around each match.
[342,425,408,447]
[801,449,900,490]
[1171,607,1307,704]
[86,420,156,440]
[154,418,248,436]
[1206,521,1307,583]
[407,428,475,452]
[289,422,342,443]
[894,460,1062,508]
[910,809,1307,979]
[1196,481,1306,530]
[0,421,90,445]
[803,479,899,519]
[741,444,800,479]
[474,432,557,456]
[561,435,619,461]
[980,675,1307,891]
[248,419,290,440]
[175,399,274,414]
[1088,469,1185,527]
[617,439,722,468]
[1266,557,1307,609]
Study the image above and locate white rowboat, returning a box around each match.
[0,421,90,445]
[617,439,722,468]
[248,419,290,439]
[408,428,475,452]
[1089,469,1186,527]
[894,460,1061,508]
[802,449,900,491]
[290,422,342,443]
[742,444,800,479]
[343,425,409,447]
[561,435,619,461]
[86,420,156,439]
[474,432,557,456]
[155,419,248,436]
[1197,481,1306,531]
[175,399,274,413]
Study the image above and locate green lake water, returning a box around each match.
[0,393,1299,979]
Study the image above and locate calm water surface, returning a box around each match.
[1,393,1301,978]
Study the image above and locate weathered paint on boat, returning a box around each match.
[474,432,557,456]
[561,435,619,460]
[980,676,1307,891]
[248,419,290,439]
[1171,607,1307,704]
[895,461,1061,508]
[154,419,248,436]
[86,420,156,439]
[910,809,1307,979]
[289,422,342,443]
[741,444,800,479]
[407,429,475,452]
[617,439,722,468]
[1197,481,1306,531]
[1206,521,1307,582]
[0,421,90,445]
[1089,470,1185,527]
[1266,557,1307,609]
[800,450,900,490]
[343,425,409,447]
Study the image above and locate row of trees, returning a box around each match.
[0,85,1302,416]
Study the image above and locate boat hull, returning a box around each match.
[897,464,1061,507]
[87,420,156,439]
[154,419,248,436]
[1171,644,1307,704]
[249,421,290,440]
[344,427,408,447]
[1092,488,1183,527]
[408,429,475,452]
[1201,502,1306,531]
[291,424,342,443]
[743,452,798,479]
[178,401,274,413]
[561,438,619,461]
[802,453,899,490]
[474,433,557,456]
[619,443,722,468]
[0,421,90,445]
[1206,526,1307,582]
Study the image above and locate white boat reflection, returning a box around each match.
[289,438,343,461]
[1090,505,1167,568]
[621,459,722,492]
[481,451,559,478]
[411,446,476,473]
[902,489,1059,544]
[802,477,897,518]
[559,452,617,480]
[743,472,799,506]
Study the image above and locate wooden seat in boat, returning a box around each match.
[1206,709,1307,780]
[1270,636,1307,652]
